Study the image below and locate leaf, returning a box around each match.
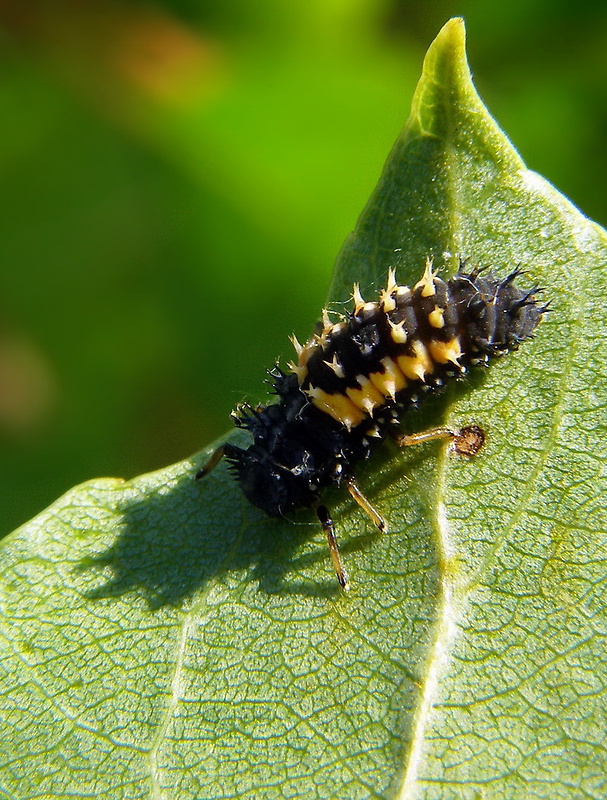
[1,17,606,799]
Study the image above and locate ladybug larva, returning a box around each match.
[197,258,546,590]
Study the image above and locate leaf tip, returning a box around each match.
[407,17,472,140]
[424,17,469,81]
[438,16,466,47]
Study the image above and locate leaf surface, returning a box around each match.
[2,18,606,800]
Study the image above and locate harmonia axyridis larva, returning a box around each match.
[197,258,546,589]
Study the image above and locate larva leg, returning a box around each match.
[345,475,387,533]
[315,503,350,591]
[195,446,227,480]
[395,424,485,457]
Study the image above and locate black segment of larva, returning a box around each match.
[197,258,547,589]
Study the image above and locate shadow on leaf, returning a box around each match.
[79,459,371,608]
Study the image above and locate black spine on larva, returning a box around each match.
[449,269,542,355]
[223,265,545,518]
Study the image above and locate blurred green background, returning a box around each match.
[1,0,606,537]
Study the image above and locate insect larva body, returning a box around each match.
[197,259,546,589]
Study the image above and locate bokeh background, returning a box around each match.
[1,0,606,537]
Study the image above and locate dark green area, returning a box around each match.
[1,1,606,535]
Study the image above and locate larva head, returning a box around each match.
[224,442,316,518]
[452,269,544,355]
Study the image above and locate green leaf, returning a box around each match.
[2,17,606,799]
